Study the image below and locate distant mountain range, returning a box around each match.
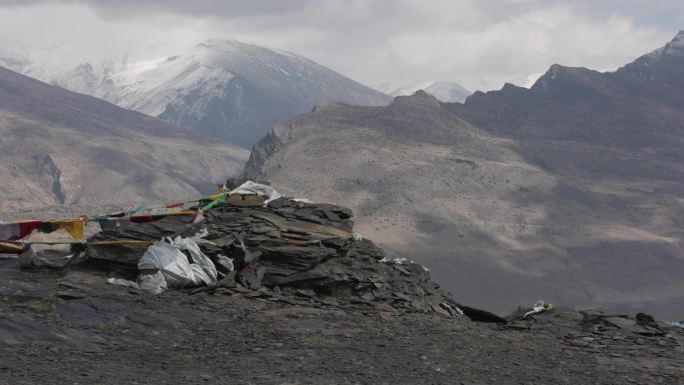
[245,31,684,319]
[0,65,248,218]
[0,40,391,148]
[375,81,471,102]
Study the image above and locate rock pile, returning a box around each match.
[86,194,465,317]
[505,307,684,355]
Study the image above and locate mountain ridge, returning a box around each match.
[376,80,471,103]
[0,65,248,218]
[245,32,684,319]
[0,39,391,148]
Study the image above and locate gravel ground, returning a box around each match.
[1,260,683,385]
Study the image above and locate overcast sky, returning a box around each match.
[0,0,682,91]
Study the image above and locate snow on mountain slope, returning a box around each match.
[375,81,471,103]
[0,40,391,148]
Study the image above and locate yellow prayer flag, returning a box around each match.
[207,193,225,201]
[0,242,23,254]
[56,218,86,240]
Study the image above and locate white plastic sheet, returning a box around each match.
[109,236,218,293]
[523,300,548,318]
[107,271,167,294]
[214,254,235,273]
[139,237,217,287]
[292,198,313,203]
[18,246,75,268]
[170,235,218,283]
[19,246,51,268]
[230,181,282,205]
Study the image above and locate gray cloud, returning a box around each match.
[0,0,681,90]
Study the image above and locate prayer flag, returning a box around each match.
[56,218,86,240]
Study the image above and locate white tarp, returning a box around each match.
[138,238,216,287]
[230,181,282,205]
[108,236,221,293]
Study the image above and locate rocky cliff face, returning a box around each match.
[244,32,684,319]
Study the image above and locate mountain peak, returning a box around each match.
[389,89,442,109]
[376,81,471,103]
[197,38,254,50]
[639,31,684,61]
[3,39,391,149]
[531,64,566,88]
[614,31,684,81]
[412,89,434,98]
[671,30,684,47]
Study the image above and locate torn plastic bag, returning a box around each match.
[522,300,553,318]
[19,246,55,268]
[214,254,235,276]
[107,237,218,293]
[189,227,219,248]
[230,181,282,205]
[19,246,80,269]
[138,239,217,287]
[107,271,167,294]
[191,227,209,240]
[107,277,139,290]
[168,236,217,283]
[292,198,313,203]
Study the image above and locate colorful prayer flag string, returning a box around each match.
[1,190,231,242]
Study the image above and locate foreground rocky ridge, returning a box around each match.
[1,194,684,384]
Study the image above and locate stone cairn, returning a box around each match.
[86,194,466,317]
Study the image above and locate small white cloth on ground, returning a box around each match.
[522,300,548,318]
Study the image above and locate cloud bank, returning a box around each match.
[0,0,681,90]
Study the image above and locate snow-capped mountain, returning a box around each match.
[375,81,471,103]
[0,40,391,148]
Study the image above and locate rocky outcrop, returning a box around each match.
[33,154,69,204]
[87,194,463,317]
[243,124,283,182]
